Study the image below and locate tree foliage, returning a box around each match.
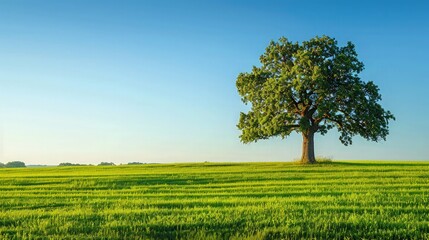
[236,36,394,150]
[5,161,26,168]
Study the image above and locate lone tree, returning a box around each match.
[236,36,394,164]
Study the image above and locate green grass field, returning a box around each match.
[1,161,429,239]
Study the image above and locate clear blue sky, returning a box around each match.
[1,0,428,165]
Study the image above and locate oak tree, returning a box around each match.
[236,36,395,163]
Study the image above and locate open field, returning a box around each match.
[1,161,429,239]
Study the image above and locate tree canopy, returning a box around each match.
[5,161,26,168]
[236,36,395,163]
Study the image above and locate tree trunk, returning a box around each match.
[301,131,316,164]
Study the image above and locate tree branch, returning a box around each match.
[325,116,343,128]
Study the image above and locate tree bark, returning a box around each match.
[301,131,316,164]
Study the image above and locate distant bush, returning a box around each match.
[98,162,115,166]
[5,161,26,168]
[128,162,145,165]
[0,162,5,168]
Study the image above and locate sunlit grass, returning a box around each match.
[1,161,428,239]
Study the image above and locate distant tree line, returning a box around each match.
[58,162,146,166]
[58,163,92,167]
[0,161,26,168]
[98,162,115,166]
[0,161,148,168]
[0,161,145,168]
